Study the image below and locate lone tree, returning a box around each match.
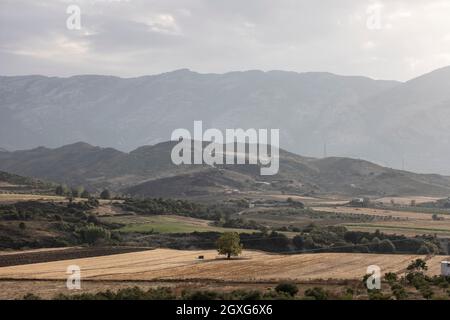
[217,232,243,259]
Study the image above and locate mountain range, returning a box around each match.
[1,67,450,173]
[1,141,450,198]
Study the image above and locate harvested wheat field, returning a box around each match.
[375,196,443,206]
[312,206,434,220]
[0,249,444,282]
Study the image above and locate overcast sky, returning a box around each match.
[1,0,450,81]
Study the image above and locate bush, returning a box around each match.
[391,283,408,300]
[22,293,41,300]
[419,286,434,300]
[183,290,219,300]
[304,287,328,300]
[384,272,398,285]
[367,290,391,300]
[54,287,175,300]
[275,281,299,297]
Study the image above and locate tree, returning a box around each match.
[293,235,305,250]
[55,185,64,196]
[362,197,371,208]
[100,189,111,200]
[417,245,430,255]
[217,232,243,259]
[81,190,90,199]
[55,184,69,196]
[407,259,428,273]
[71,187,82,198]
[77,224,110,245]
[378,239,396,253]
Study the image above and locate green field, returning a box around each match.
[101,215,258,234]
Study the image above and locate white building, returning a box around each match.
[442,261,450,276]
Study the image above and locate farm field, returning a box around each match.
[101,215,258,234]
[0,193,67,203]
[255,193,350,206]
[0,249,444,282]
[375,196,443,206]
[345,221,450,236]
[0,193,123,205]
[312,206,438,220]
[310,205,450,236]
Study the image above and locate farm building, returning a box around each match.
[442,261,450,276]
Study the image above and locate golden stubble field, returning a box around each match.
[0,249,445,283]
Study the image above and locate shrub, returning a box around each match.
[183,290,220,300]
[275,281,299,297]
[384,272,398,285]
[22,293,42,300]
[367,290,391,300]
[419,286,434,300]
[391,283,408,300]
[304,287,328,300]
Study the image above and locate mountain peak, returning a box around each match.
[58,141,97,150]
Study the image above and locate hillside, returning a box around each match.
[0,171,52,194]
[0,70,399,164]
[1,141,450,197]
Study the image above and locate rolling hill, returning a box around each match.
[0,170,52,194]
[1,141,450,198]
[3,67,450,173]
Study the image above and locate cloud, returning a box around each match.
[1,0,450,80]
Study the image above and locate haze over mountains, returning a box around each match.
[1,67,450,174]
[1,141,450,198]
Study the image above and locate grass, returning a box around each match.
[344,223,450,235]
[108,215,258,234]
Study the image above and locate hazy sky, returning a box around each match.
[1,0,450,81]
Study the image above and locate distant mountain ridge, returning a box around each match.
[0,69,398,161]
[1,67,450,173]
[1,141,450,198]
